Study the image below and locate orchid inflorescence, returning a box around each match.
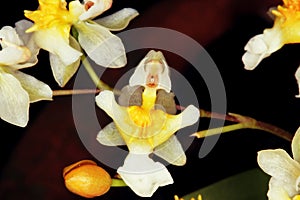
[0,0,138,127]
[2,0,300,199]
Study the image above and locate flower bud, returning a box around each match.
[63,160,111,198]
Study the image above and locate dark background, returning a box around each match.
[1,0,299,199]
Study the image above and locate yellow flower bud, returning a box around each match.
[63,160,111,198]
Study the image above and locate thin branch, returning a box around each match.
[81,55,122,95]
[52,89,100,96]
[192,111,292,142]
[192,123,245,138]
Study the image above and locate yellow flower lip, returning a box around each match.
[128,106,152,127]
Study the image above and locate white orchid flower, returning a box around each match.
[257,126,300,200]
[242,0,300,97]
[0,22,52,127]
[24,0,138,87]
[95,50,199,197]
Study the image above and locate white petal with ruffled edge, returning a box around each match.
[7,70,52,103]
[154,135,186,166]
[242,28,283,70]
[75,21,126,68]
[96,122,126,146]
[95,8,139,31]
[292,126,300,163]
[258,149,300,196]
[0,70,29,127]
[117,153,173,197]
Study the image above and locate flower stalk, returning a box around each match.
[81,55,113,91]
[52,89,100,96]
[193,111,293,142]
[111,178,127,187]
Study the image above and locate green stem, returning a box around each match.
[250,120,293,142]
[111,178,127,187]
[192,123,245,138]
[192,110,292,142]
[52,89,100,96]
[81,55,122,95]
[81,55,112,91]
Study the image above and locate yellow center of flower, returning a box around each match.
[24,0,74,36]
[128,106,151,127]
[117,87,177,151]
[293,195,300,200]
[126,87,167,138]
[272,0,300,44]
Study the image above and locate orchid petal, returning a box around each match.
[95,90,131,132]
[154,135,186,166]
[0,26,31,66]
[96,122,125,146]
[148,104,199,148]
[0,26,23,46]
[176,105,200,129]
[49,36,81,87]
[242,34,271,70]
[79,0,112,21]
[33,28,82,66]
[7,70,52,103]
[13,20,40,69]
[96,90,124,119]
[129,50,171,92]
[15,20,33,45]
[242,28,283,70]
[292,126,300,163]
[117,153,173,197]
[0,46,29,66]
[95,8,139,31]
[75,21,126,68]
[268,177,292,200]
[0,70,29,127]
[258,149,300,196]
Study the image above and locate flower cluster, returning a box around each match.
[0,21,52,127]
[1,0,138,127]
